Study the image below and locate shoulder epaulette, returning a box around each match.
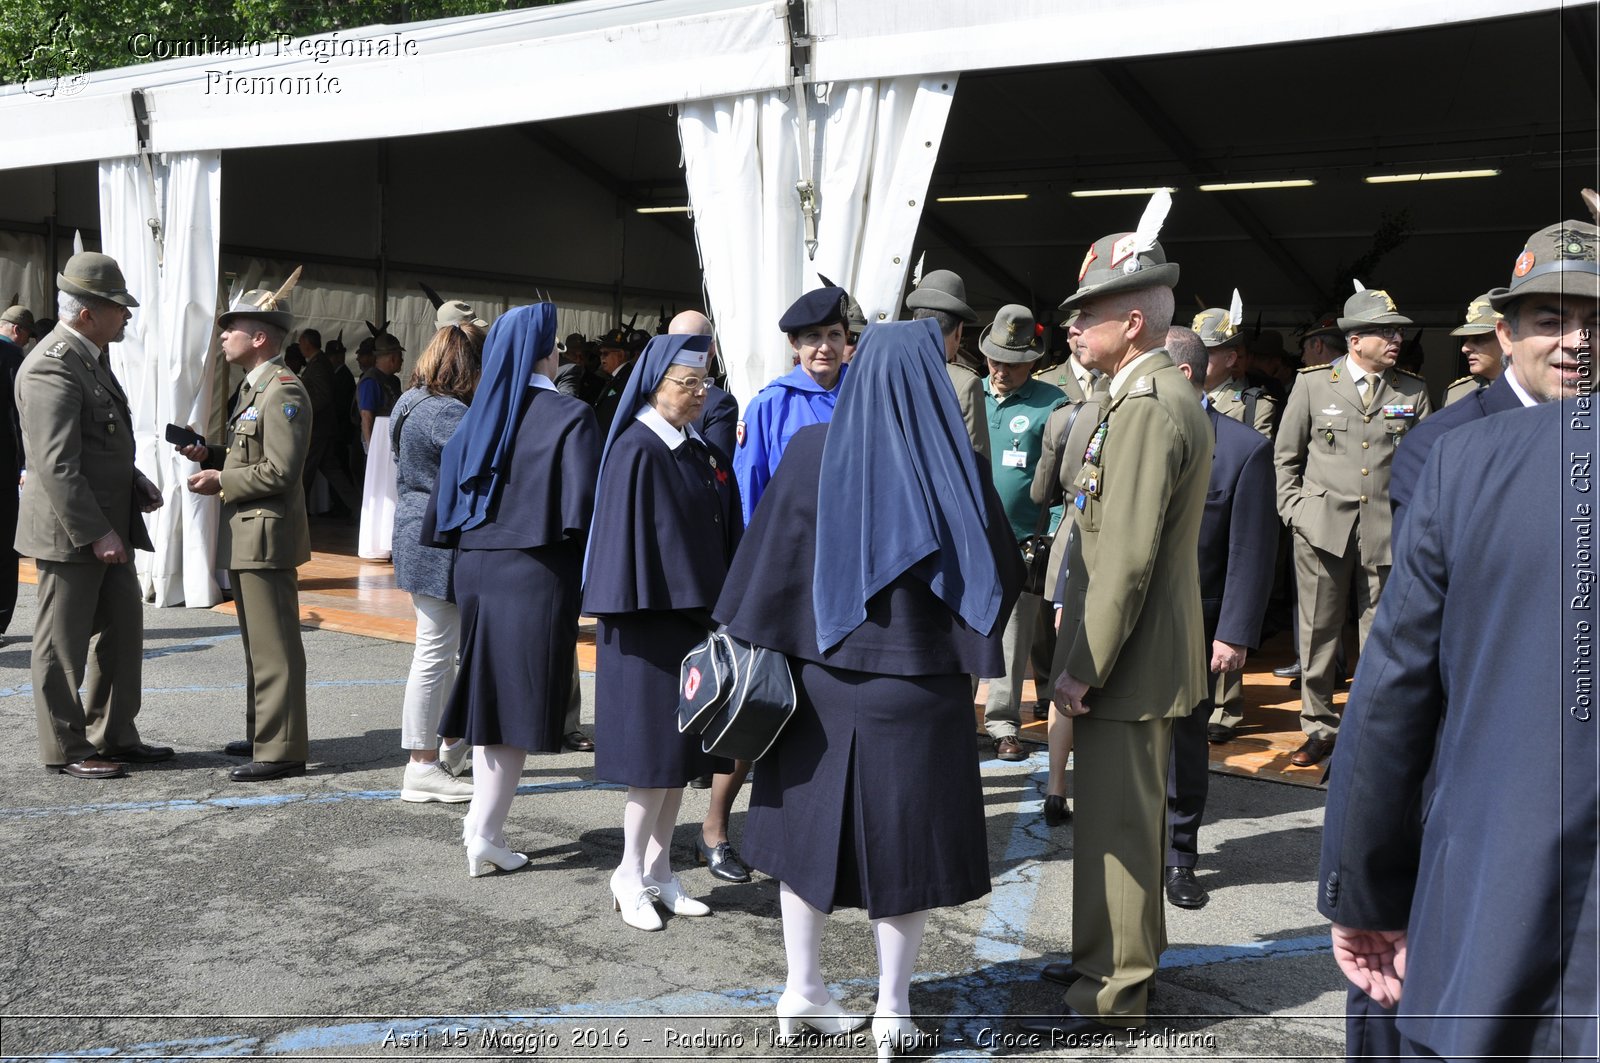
[1297,362,1331,374]
[1125,374,1157,398]
[1447,374,1477,388]
[43,341,66,359]
[277,371,297,383]
[1394,367,1427,381]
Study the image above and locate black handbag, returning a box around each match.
[678,629,797,760]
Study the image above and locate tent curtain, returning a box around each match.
[678,74,956,407]
[99,151,223,608]
[0,231,50,333]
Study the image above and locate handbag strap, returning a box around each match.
[1029,400,1084,540]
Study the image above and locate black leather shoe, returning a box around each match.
[52,758,128,780]
[1272,661,1301,679]
[1031,701,1050,721]
[1205,723,1237,744]
[1290,736,1336,767]
[1017,1005,1139,1038]
[562,731,595,753]
[1165,866,1209,909]
[101,742,175,763]
[1040,961,1081,987]
[223,740,252,757]
[994,735,1027,761]
[695,835,751,883]
[1043,794,1071,827]
[688,773,713,789]
[230,760,306,782]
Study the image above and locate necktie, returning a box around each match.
[1359,374,1375,410]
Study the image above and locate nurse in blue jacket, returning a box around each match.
[732,286,851,522]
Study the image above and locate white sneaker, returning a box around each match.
[439,740,471,777]
[401,761,474,803]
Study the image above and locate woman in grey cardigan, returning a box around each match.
[391,323,484,802]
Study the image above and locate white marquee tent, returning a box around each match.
[0,0,1572,606]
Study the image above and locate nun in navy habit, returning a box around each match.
[582,332,741,932]
[431,303,600,878]
[713,319,1022,1054]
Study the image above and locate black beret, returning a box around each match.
[779,286,848,333]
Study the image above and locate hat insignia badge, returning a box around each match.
[1078,246,1098,282]
[1514,249,1536,277]
[1005,320,1018,344]
[1377,290,1397,313]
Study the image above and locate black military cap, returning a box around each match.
[778,286,848,333]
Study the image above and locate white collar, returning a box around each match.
[1505,366,1539,408]
[634,403,703,451]
[529,371,556,392]
[1110,348,1165,397]
[59,321,101,359]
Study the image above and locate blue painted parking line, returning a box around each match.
[0,778,622,821]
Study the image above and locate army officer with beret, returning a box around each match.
[180,271,313,782]
[17,252,169,778]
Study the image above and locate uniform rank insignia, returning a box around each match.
[282,403,299,421]
[1126,375,1154,397]
[44,342,66,358]
[241,407,260,421]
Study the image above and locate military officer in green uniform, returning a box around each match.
[1273,287,1432,767]
[17,252,170,778]
[179,272,313,782]
[1194,295,1276,438]
[980,304,1065,759]
[907,269,990,461]
[1020,202,1212,1037]
[1443,292,1503,405]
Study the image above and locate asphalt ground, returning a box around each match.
[0,594,1347,1061]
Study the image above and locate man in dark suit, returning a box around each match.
[1391,219,1599,537]
[1320,219,1599,1062]
[1162,327,1277,910]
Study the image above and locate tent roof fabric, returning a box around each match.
[0,0,1562,172]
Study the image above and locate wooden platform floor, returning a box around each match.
[22,519,1335,788]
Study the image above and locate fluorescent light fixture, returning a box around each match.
[1198,179,1316,191]
[635,205,691,214]
[1070,186,1177,198]
[934,193,1030,203]
[1364,169,1501,184]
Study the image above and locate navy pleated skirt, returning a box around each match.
[741,662,992,918]
[593,611,730,787]
[438,540,581,753]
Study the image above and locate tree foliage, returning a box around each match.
[0,1,560,87]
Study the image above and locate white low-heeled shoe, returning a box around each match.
[774,988,868,1040]
[643,874,711,917]
[466,835,528,878]
[610,871,664,931]
[872,1015,924,1061]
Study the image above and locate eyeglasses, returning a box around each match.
[663,375,710,395]
[1350,327,1403,341]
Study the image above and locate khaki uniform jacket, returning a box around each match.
[1060,352,1212,721]
[1030,395,1103,599]
[1273,357,1431,567]
[1444,375,1488,406]
[14,325,153,562]
[201,357,312,570]
[947,361,991,462]
[1207,376,1277,439]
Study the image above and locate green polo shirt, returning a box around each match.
[985,376,1066,539]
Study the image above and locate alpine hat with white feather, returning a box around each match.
[1336,278,1413,332]
[1192,289,1247,348]
[1058,190,1180,310]
[219,267,303,332]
